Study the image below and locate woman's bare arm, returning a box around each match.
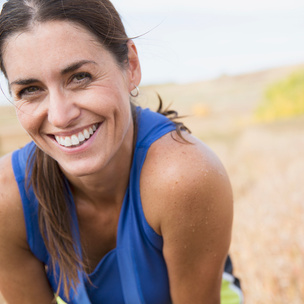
[141,132,233,304]
[0,154,55,304]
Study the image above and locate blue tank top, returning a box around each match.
[12,107,176,304]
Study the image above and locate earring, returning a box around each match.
[130,85,140,98]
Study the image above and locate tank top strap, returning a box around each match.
[135,107,176,149]
[132,107,177,244]
[115,108,176,303]
[11,142,48,263]
[12,142,90,303]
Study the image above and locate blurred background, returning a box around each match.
[0,0,304,303]
[112,0,304,84]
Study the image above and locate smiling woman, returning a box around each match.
[0,1,242,304]
[4,20,137,177]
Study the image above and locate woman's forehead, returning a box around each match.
[5,20,100,48]
[3,21,109,79]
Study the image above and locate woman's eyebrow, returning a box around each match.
[61,60,97,75]
[9,60,97,87]
[10,78,39,87]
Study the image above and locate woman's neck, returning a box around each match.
[63,121,135,209]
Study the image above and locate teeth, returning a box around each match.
[71,135,79,145]
[78,132,85,142]
[65,137,72,147]
[55,124,98,148]
[83,129,90,139]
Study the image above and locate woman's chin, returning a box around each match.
[59,161,101,179]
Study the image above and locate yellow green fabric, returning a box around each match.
[56,273,243,304]
[56,296,67,304]
[221,273,243,304]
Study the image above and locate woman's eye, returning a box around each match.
[17,86,40,98]
[73,72,91,82]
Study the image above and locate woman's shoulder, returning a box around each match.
[0,152,18,197]
[140,130,233,234]
[0,154,50,302]
[141,130,230,190]
[0,153,26,245]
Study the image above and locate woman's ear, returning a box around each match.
[126,40,142,90]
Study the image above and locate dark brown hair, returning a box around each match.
[0,0,189,301]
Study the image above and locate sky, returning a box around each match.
[112,0,304,13]
[111,0,304,84]
[0,0,304,104]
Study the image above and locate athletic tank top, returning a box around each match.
[12,107,176,304]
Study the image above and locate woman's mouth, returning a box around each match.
[54,123,99,148]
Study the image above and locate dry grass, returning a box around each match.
[215,119,304,304]
[1,64,304,303]
[140,64,304,304]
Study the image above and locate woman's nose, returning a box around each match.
[47,90,80,128]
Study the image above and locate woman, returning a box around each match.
[0,0,242,303]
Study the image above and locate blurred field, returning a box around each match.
[255,69,304,122]
[1,63,304,303]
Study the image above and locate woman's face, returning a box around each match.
[3,21,141,177]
